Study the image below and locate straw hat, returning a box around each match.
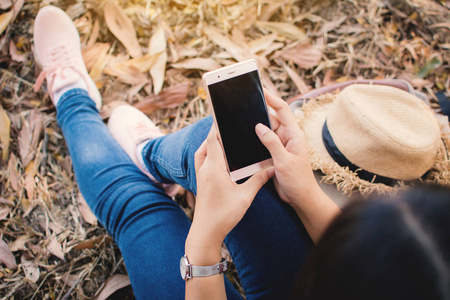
[295,84,450,195]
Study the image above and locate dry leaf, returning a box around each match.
[9,40,26,62]
[73,235,113,250]
[237,6,257,30]
[319,16,347,34]
[0,10,13,35]
[76,193,97,225]
[149,26,167,95]
[283,63,310,94]
[88,43,110,83]
[275,42,323,69]
[21,255,40,282]
[87,18,100,48]
[24,160,36,201]
[260,2,285,21]
[256,21,308,42]
[0,104,10,162]
[12,0,23,21]
[133,82,190,114]
[83,42,110,72]
[104,1,142,58]
[10,235,29,252]
[0,0,11,10]
[203,26,247,62]
[110,53,159,73]
[0,207,10,220]
[171,58,221,71]
[104,63,149,85]
[62,272,80,288]
[47,236,65,261]
[0,238,16,269]
[261,72,280,98]
[249,33,277,54]
[94,274,131,300]
[19,110,43,167]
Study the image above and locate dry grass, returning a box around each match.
[0,0,448,298]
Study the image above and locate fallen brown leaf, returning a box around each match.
[83,42,110,71]
[9,235,29,252]
[19,110,43,168]
[133,82,190,114]
[94,274,131,300]
[256,21,308,42]
[171,58,222,71]
[62,272,80,288]
[9,40,27,62]
[76,192,97,225]
[0,238,17,269]
[149,26,167,95]
[0,104,10,162]
[275,42,323,69]
[73,235,113,250]
[0,0,11,10]
[283,63,310,94]
[203,26,248,62]
[11,0,23,21]
[104,1,142,58]
[104,62,150,85]
[21,255,40,283]
[47,236,65,261]
[0,10,13,35]
[0,207,10,220]
[24,160,36,202]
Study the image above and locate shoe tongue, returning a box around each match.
[51,68,80,92]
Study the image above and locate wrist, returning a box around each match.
[185,223,223,266]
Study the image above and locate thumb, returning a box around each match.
[242,167,275,197]
[255,123,285,158]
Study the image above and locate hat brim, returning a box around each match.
[295,93,450,196]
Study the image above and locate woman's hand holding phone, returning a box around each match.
[255,89,340,243]
[185,126,274,265]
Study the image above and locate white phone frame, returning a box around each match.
[202,59,273,182]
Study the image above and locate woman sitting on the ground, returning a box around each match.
[33,6,450,300]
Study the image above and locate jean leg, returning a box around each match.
[143,116,313,298]
[56,90,242,299]
[142,117,213,193]
[225,182,313,299]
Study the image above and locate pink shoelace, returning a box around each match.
[34,43,85,94]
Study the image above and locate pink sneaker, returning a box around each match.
[108,105,181,197]
[33,6,102,110]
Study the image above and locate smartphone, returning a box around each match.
[203,59,273,182]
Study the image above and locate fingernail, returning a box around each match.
[255,123,268,136]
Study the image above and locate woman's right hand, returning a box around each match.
[256,89,318,207]
[256,89,340,243]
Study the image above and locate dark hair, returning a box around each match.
[291,184,450,300]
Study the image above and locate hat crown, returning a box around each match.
[326,84,441,180]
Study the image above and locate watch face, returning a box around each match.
[180,256,188,280]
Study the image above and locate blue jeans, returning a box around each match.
[57,89,312,300]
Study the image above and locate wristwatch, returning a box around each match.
[180,254,228,280]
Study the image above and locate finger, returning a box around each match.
[194,140,207,173]
[268,106,281,131]
[263,88,297,126]
[207,126,227,169]
[255,123,287,159]
[242,167,275,197]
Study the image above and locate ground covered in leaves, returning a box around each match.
[0,0,449,299]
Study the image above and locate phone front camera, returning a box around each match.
[218,76,220,78]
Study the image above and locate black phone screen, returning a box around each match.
[209,70,272,171]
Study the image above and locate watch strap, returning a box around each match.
[191,259,228,277]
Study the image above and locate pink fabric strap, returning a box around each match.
[287,79,412,104]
